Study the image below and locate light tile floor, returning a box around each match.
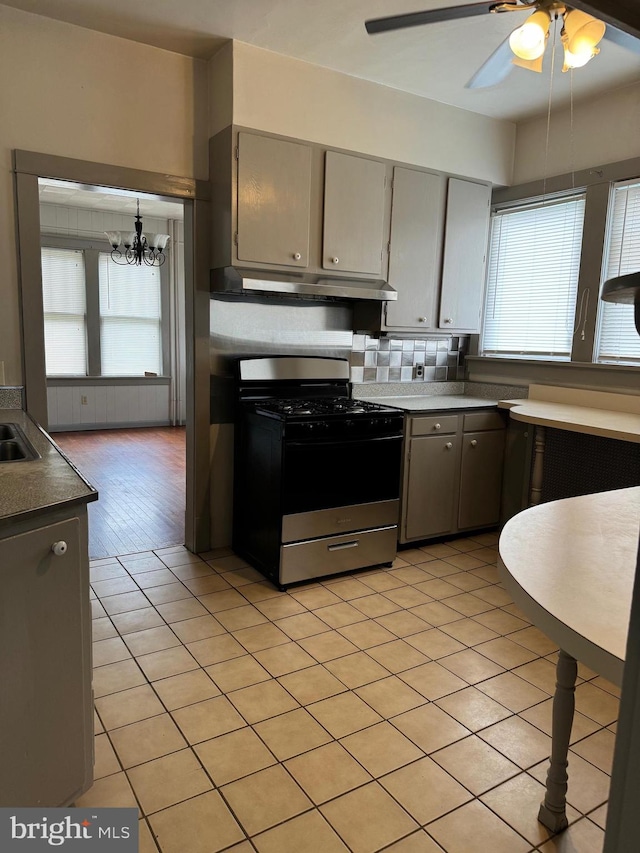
[82,534,617,853]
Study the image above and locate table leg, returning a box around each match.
[538,649,578,832]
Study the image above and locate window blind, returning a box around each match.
[41,247,87,376]
[595,181,640,365]
[482,195,585,359]
[98,256,162,377]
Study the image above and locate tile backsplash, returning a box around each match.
[350,335,466,384]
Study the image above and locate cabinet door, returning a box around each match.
[458,430,506,530]
[322,151,387,275]
[405,434,458,541]
[237,132,312,268]
[439,178,491,332]
[385,168,446,330]
[0,518,91,806]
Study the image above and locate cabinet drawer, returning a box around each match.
[463,411,505,432]
[411,415,458,436]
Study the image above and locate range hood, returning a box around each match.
[211,266,397,302]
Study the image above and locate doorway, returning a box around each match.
[13,150,212,554]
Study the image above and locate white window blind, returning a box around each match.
[41,247,87,376]
[482,195,585,359]
[98,256,162,377]
[595,181,640,365]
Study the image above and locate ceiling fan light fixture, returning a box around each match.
[562,9,605,70]
[509,10,550,61]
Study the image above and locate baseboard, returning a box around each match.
[49,420,172,432]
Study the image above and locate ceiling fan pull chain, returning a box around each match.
[542,13,558,206]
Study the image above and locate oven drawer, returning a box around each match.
[282,499,399,544]
[280,525,398,585]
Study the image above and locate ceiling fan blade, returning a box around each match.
[466,36,515,88]
[603,24,640,54]
[365,2,501,35]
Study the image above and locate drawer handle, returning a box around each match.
[328,540,359,552]
[470,440,478,447]
[445,442,453,450]
[434,423,441,430]
[51,541,68,557]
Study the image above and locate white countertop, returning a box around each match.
[499,487,640,684]
[360,395,500,413]
[499,387,640,443]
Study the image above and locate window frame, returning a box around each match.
[481,191,587,361]
[40,233,170,379]
[477,160,640,373]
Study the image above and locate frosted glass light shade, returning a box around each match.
[104,230,121,249]
[509,11,550,60]
[155,234,170,251]
[562,9,605,69]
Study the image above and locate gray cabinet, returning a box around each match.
[384,167,446,331]
[400,409,506,544]
[322,151,388,276]
[0,511,93,806]
[439,178,492,333]
[211,127,391,278]
[236,132,312,269]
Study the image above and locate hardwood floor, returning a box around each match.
[54,427,186,560]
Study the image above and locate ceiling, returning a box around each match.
[3,0,640,121]
[38,179,185,219]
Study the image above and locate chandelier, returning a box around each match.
[104,200,170,267]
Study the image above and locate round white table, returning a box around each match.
[498,487,640,832]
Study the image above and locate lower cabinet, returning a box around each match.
[400,410,506,544]
[0,509,93,807]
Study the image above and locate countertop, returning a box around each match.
[359,395,500,413]
[499,385,640,443]
[0,410,98,526]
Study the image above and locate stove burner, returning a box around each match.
[254,397,392,418]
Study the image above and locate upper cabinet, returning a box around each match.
[322,152,388,277]
[236,132,312,269]
[384,167,446,330]
[439,178,492,333]
[210,127,392,279]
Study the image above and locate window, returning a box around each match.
[595,181,640,365]
[41,247,87,375]
[98,256,162,376]
[40,243,165,377]
[481,195,586,360]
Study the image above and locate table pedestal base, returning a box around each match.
[537,649,578,833]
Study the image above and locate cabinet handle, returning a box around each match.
[434,423,441,430]
[331,257,340,264]
[51,541,68,557]
[470,440,478,447]
[419,317,427,323]
[293,252,301,261]
[445,442,453,449]
[443,318,453,324]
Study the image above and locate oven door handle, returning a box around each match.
[286,434,401,448]
[328,540,359,551]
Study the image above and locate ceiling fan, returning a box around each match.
[365,0,640,88]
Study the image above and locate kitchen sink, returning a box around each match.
[0,423,39,462]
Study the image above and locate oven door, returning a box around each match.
[282,433,402,515]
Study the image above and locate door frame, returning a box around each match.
[13,150,211,553]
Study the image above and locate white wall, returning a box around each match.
[40,204,170,242]
[230,41,516,187]
[47,383,171,431]
[0,5,209,386]
[513,81,640,184]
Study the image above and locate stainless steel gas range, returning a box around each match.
[233,356,404,589]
